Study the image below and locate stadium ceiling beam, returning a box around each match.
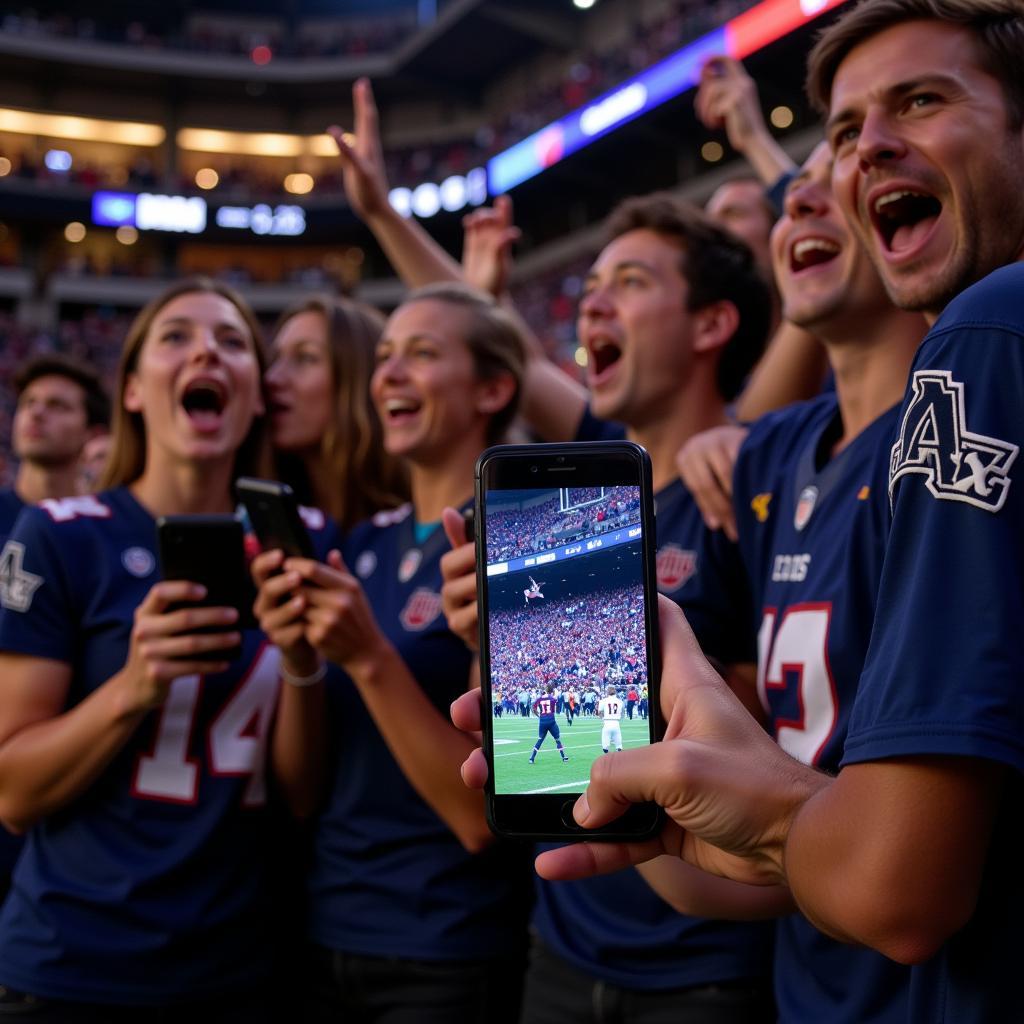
[476,5,576,51]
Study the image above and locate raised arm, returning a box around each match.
[0,581,241,832]
[286,550,493,853]
[695,57,797,189]
[329,77,463,288]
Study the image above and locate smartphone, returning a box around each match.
[475,441,663,841]
[235,477,315,558]
[156,515,257,661]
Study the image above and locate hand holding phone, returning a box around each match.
[235,477,315,558]
[475,441,663,841]
[157,515,256,662]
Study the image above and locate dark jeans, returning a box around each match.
[304,944,525,1024]
[519,939,775,1024]
[0,987,273,1023]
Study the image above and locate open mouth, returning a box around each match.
[789,236,841,273]
[384,397,422,423]
[587,337,622,380]
[181,379,227,429]
[872,189,942,255]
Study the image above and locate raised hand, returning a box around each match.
[462,195,521,298]
[675,424,748,540]
[327,77,391,222]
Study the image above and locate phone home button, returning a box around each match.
[560,799,582,831]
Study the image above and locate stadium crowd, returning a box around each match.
[488,581,647,697]
[485,485,640,563]
[0,2,1021,1023]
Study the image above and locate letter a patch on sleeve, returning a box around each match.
[889,370,1018,512]
[0,541,43,612]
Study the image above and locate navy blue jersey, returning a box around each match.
[573,407,626,443]
[847,264,1024,1023]
[533,695,557,721]
[0,487,27,882]
[307,503,530,961]
[732,395,909,1023]
[0,487,339,1005]
[533,474,772,991]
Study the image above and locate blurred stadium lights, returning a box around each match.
[195,168,220,190]
[0,107,165,146]
[488,0,849,194]
[115,226,139,245]
[388,166,487,220]
[284,173,314,195]
[64,222,86,243]
[0,158,10,176]
[770,104,795,128]
[44,150,73,172]
[573,0,597,9]
[701,141,724,163]
[250,45,273,65]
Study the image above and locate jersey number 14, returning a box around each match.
[132,645,281,806]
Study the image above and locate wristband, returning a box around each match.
[280,660,327,687]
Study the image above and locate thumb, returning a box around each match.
[327,548,350,575]
[442,506,469,549]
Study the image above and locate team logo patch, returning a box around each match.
[298,506,325,531]
[121,546,155,578]
[751,493,772,523]
[398,548,422,583]
[355,551,377,579]
[794,486,818,531]
[0,541,43,613]
[399,588,442,631]
[890,370,1018,513]
[656,544,697,592]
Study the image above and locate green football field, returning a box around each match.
[491,712,652,795]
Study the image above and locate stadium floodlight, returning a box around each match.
[44,150,73,172]
[488,0,850,194]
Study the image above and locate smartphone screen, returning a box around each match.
[477,442,661,839]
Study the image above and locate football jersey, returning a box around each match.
[534,695,557,721]
[0,486,339,1005]
[535,429,772,990]
[732,394,910,1023]
[847,264,1024,1023]
[599,696,622,721]
[0,487,27,884]
[307,503,531,961]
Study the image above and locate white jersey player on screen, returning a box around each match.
[523,576,545,606]
[598,685,623,753]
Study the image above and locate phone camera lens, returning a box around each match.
[530,465,538,473]
[556,455,565,463]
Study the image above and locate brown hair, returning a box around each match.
[14,352,111,429]
[605,193,772,401]
[807,0,1024,128]
[100,277,272,489]
[272,295,408,531]
[399,282,526,445]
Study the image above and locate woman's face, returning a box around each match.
[123,290,264,469]
[371,298,486,464]
[266,310,333,453]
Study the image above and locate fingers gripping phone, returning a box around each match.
[235,477,315,559]
[475,441,663,841]
[156,515,257,662]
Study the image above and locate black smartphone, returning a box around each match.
[475,441,663,841]
[156,515,257,662]
[235,477,315,558]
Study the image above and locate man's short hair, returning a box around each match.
[604,193,772,401]
[14,353,111,429]
[807,0,1024,130]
